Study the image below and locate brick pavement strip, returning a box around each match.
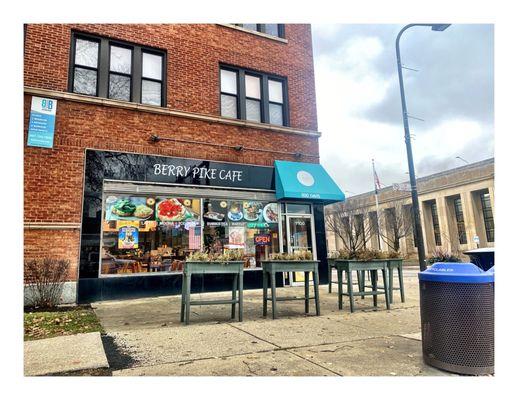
[24,332,109,376]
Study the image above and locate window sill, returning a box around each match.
[24,86,321,138]
[218,24,288,44]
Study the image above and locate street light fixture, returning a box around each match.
[456,156,469,165]
[396,23,451,271]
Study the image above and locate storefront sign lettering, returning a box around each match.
[153,164,244,182]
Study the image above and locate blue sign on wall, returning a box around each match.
[27,96,57,148]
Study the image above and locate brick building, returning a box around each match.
[24,24,344,303]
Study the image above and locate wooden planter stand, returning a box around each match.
[261,260,321,319]
[181,261,244,325]
[332,259,390,312]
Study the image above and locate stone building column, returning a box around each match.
[419,201,432,256]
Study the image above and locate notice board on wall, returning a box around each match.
[27,96,57,148]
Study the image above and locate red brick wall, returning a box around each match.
[24,24,318,131]
[23,24,320,283]
[24,229,81,282]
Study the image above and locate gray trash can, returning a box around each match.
[418,263,494,375]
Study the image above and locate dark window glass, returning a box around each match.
[70,33,165,106]
[245,99,261,122]
[142,52,162,80]
[405,205,418,248]
[220,69,238,118]
[73,67,97,95]
[453,197,467,245]
[72,38,99,96]
[75,38,98,68]
[220,66,288,126]
[233,24,284,38]
[221,94,237,118]
[108,45,132,101]
[141,52,163,106]
[480,193,494,242]
[430,201,442,246]
[264,24,279,37]
[109,74,131,101]
[242,24,259,31]
[141,80,162,106]
[286,204,311,214]
[354,214,366,247]
[268,79,284,125]
[110,45,131,74]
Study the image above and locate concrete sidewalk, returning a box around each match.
[24,332,109,376]
[93,269,455,376]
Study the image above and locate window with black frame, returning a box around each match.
[220,66,288,126]
[430,201,442,246]
[453,197,467,245]
[220,69,239,119]
[70,33,165,106]
[72,37,100,96]
[232,24,285,39]
[480,193,494,242]
[109,45,132,101]
[141,51,164,106]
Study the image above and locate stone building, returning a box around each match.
[326,158,494,257]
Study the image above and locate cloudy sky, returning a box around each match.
[311,24,494,195]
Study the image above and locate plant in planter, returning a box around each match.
[187,249,245,263]
[426,249,461,264]
[268,250,313,261]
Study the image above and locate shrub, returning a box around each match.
[24,258,70,309]
[328,249,401,260]
[186,250,245,262]
[426,249,462,264]
[269,250,313,261]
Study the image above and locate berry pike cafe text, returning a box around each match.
[153,163,244,182]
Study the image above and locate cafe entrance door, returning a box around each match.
[285,214,315,285]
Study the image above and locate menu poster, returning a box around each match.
[106,195,155,221]
[117,221,139,249]
[228,226,245,249]
[203,199,228,226]
[156,197,200,223]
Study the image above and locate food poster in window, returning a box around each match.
[203,199,228,226]
[105,195,155,221]
[227,201,244,222]
[156,197,200,224]
[117,221,140,249]
[228,225,245,249]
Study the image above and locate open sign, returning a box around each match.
[254,234,271,246]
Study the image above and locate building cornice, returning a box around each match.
[24,87,321,138]
[343,173,494,210]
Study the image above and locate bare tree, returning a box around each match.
[325,200,376,255]
[379,201,414,252]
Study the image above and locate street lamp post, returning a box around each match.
[396,23,450,271]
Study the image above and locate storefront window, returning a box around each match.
[100,192,280,275]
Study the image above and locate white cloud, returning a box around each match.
[313,24,494,194]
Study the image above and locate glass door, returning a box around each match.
[287,216,313,253]
[286,215,313,285]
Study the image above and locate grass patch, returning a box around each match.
[24,306,104,341]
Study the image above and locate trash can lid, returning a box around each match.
[418,262,494,283]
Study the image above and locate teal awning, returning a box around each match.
[274,160,345,204]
